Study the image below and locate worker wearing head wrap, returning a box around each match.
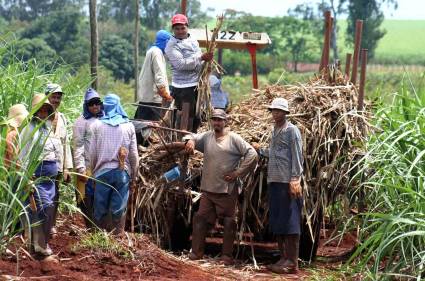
[72,88,104,228]
[135,30,172,141]
[89,93,139,234]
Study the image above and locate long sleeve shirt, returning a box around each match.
[52,111,73,172]
[20,120,62,167]
[5,128,19,168]
[193,131,258,194]
[72,115,98,173]
[89,120,139,180]
[165,35,203,88]
[262,122,303,183]
[137,46,169,104]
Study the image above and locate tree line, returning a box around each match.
[0,0,396,79]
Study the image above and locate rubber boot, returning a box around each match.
[267,235,286,270]
[221,217,237,266]
[31,211,52,257]
[189,215,208,260]
[271,234,299,274]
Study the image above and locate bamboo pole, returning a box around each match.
[350,20,363,85]
[358,49,368,111]
[345,53,352,80]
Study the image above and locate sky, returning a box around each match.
[199,0,425,20]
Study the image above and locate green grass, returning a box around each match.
[72,231,133,260]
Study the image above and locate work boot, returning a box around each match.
[270,234,300,274]
[267,235,286,270]
[221,217,237,266]
[189,215,208,260]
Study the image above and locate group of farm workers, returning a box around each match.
[3,13,304,274]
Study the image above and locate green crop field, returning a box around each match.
[337,19,425,65]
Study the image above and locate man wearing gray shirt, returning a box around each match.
[185,109,258,265]
[165,14,213,132]
[253,98,303,274]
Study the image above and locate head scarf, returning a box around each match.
[150,30,171,53]
[100,93,129,126]
[83,88,104,119]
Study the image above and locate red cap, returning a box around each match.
[172,14,188,26]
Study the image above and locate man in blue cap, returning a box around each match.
[135,30,173,128]
[89,94,139,234]
[73,88,104,228]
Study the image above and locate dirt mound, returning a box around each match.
[0,215,214,281]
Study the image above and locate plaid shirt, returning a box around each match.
[262,122,303,183]
[89,120,139,180]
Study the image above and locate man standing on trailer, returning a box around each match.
[253,98,304,274]
[165,13,213,132]
[185,109,258,265]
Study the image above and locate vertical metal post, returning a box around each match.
[351,20,363,85]
[319,11,332,72]
[358,49,368,111]
[247,44,258,89]
[345,53,352,80]
[181,0,187,15]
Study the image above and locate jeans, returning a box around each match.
[93,168,130,222]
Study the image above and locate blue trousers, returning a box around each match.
[33,161,58,211]
[93,169,130,222]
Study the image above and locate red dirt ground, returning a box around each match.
[0,215,357,280]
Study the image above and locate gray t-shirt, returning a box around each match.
[193,131,258,194]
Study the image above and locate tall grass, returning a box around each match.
[0,37,90,253]
[348,73,425,279]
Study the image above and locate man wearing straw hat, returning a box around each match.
[253,98,303,274]
[4,104,29,167]
[165,13,213,132]
[20,94,61,259]
[185,109,258,265]
[89,93,139,234]
[45,83,73,236]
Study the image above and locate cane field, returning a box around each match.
[0,6,425,280]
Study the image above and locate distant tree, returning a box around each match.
[279,16,320,72]
[0,0,84,21]
[344,0,397,59]
[98,0,209,28]
[99,35,134,82]
[10,38,57,62]
[20,9,89,66]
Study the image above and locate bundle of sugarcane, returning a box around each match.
[195,15,224,122]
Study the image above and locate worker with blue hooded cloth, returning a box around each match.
[89,94,139,234]
[73,88,104,228]
[135,30,173,129]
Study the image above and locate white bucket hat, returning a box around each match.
[268,98,290,113]
[7,104,29,128]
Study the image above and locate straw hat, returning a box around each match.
[7,104,29,128]
[32,93,54,115]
